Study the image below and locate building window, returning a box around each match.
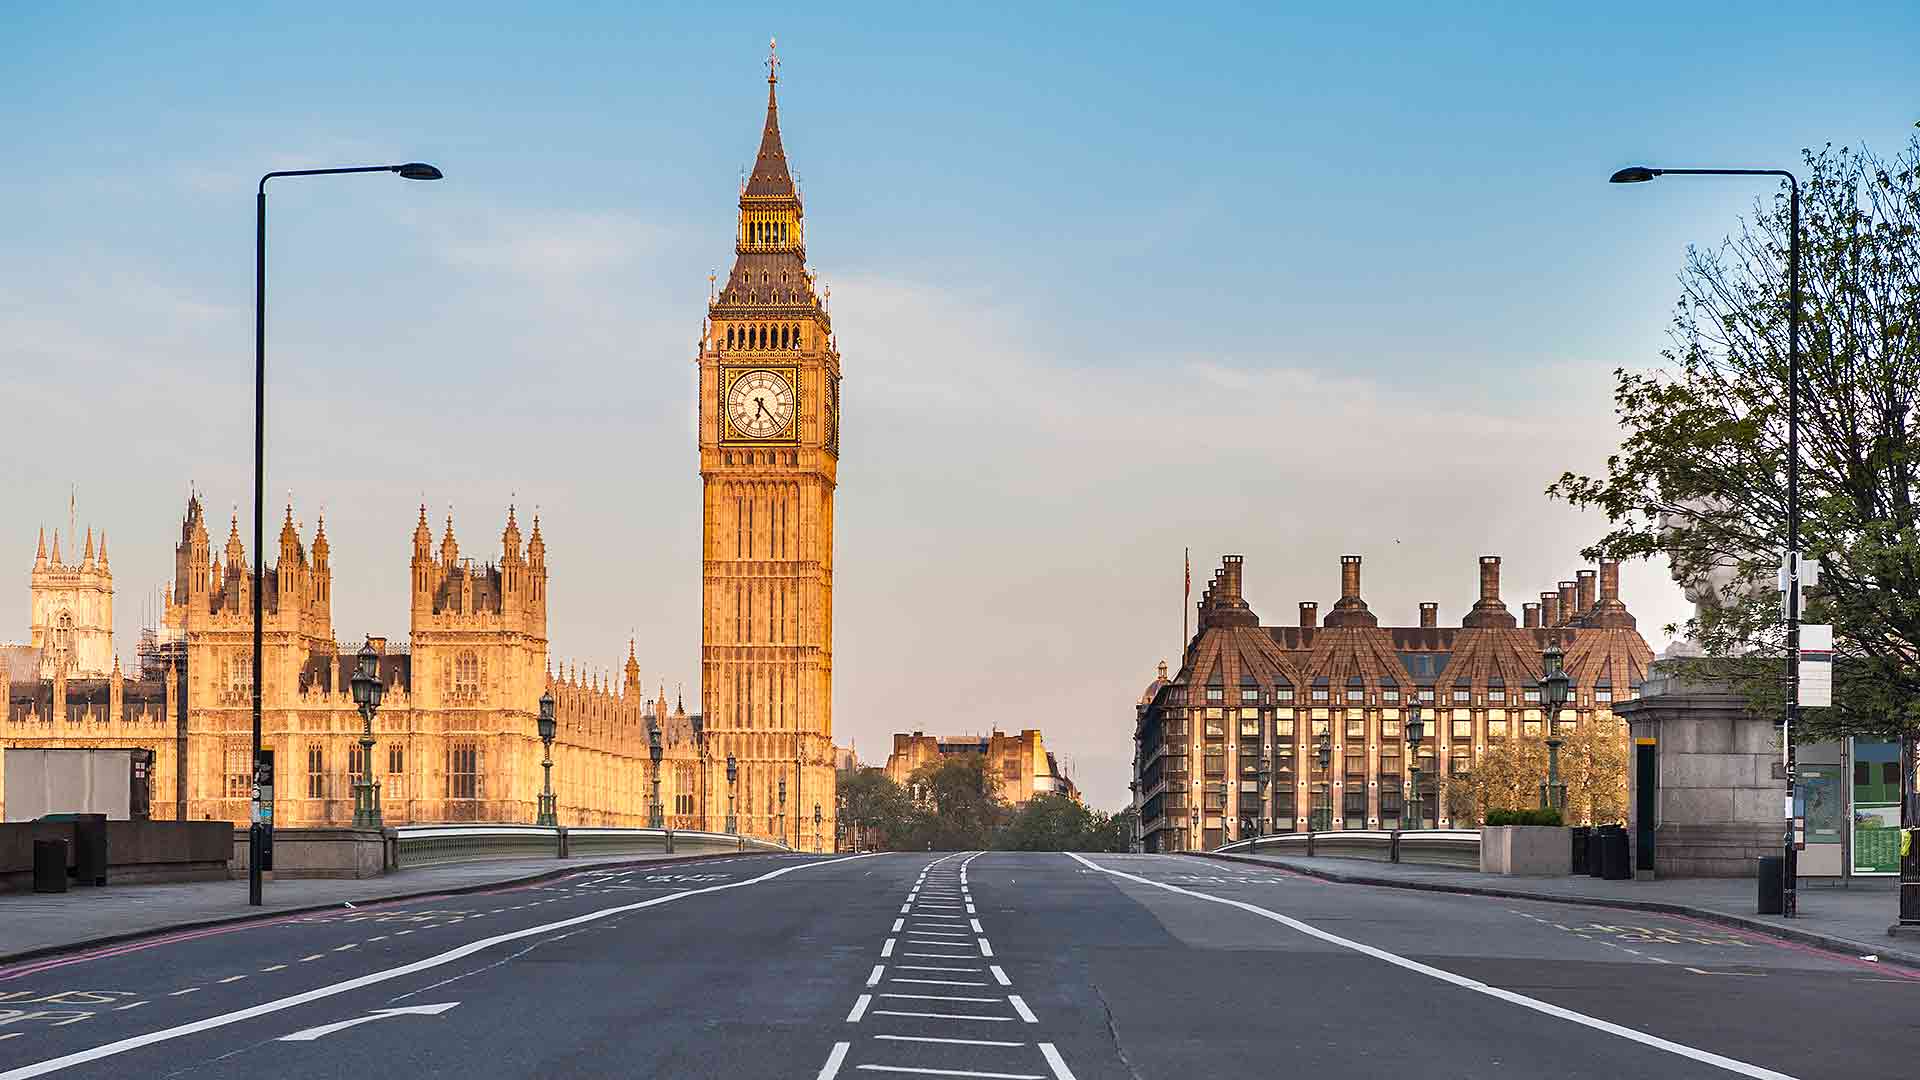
[1382,718,1402,738]
[448,743,480,800]
[1451,754,1472,776]
[1345,716,1365,739]
[1451,717,1472,739]
[1206,687,1224,703]
[1596,689,1613,703]
[389,745,404,775]
[1241,688,1260,703]
[1451,689,1471,704]
[1311,688,1329,703]
[1240,719,1261,738]
[1419,688,1435,703]
[1274,716,1295,737]
[1204,716,1226,738]
[1490,688,1506,703]
[307,744,325,799]
[349,744,369,785]
[1383,688,1400,703]
[1274,687,1295,703]
[1344,752,1366,779]
[225,749,250,799]
[1343,791,1367,816]
[1488,715,1509,738]
[224,655,253,698]
[1525,688,1541,703]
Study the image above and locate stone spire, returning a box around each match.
[82,526,94,567]
[502,504,523,560]
[49,528,61,566]
[34,526,46,567]
[97,532,108,571]
[745,37,795,198]
[225,511,245,569]
[624,638,641,697]
[440,511,459,566]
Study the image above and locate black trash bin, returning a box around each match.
[1570,826,1590,873]
[1597,824,1631,880]
[1756,855,1784,915]
[1587,826,1607,876]
[72,813,108,886]
[33,839,69,893]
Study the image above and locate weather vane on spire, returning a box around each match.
[766,36,779,83]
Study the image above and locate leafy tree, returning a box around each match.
[1551,129,1920,741]
[836,767,912,851]
[1463,726,1628,826]
[899,755,1007,851]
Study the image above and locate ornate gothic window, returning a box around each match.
[307,743,325,799]
[453,650,481,698]
[448,743,480,800]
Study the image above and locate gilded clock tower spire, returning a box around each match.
[697,41,839,848]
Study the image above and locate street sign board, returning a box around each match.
[1800,623,1833,708]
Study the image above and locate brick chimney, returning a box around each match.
[1523,602,1541,628]
[1324,555,1378,628]
[1586,558,1637,629]
[1462,555,1516,629]
[1576,569,1597,618]
[1557,581,1577,625]
[1540,591,1559,626]
[1300,602,1317,627]
[1198,554,1260,628]
[1419,602,1438,628]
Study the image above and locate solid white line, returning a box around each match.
[906,952,980,959]
[166,989,199,997]
[1066,853,1800,1080]
[910,931,972,938]
[868,965,886,987]
[913,915,966,923]
[870,1011,1013,1022]
[899,965,980,972]
[847,994,872,1022]
[890,978,988,986]
[852,1060,1036,1068]
[216,976,246,984]
[259,965,287,973]
[882,939,897,957]
[1038,1043,1077,1080]
[873,1035,1025,1047]
[1007,995,1037,1023]
[977,939,994,957]
[989,965,1010,987]
[881,993,999,1003]
[817,1041,851,1080]
[0,853,878,1080]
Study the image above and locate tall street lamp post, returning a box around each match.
[778,777,787,849]
[349,639,385,829]
[1611,163,1803,916]
[535,691,558,827]
[250,161,443,907]
[813,803,822,853]
[1254,759,1271,847]
[1313,735,1332,832]
[648,720,665,829]
[1541,644,1572,815]
[1406,703,1425,831]
[692,713,707,832]
[725,755,738,835]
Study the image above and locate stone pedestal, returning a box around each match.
[1614,664,1781,878]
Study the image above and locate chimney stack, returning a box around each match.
[1576,569,1597,617]
[1599,559,1621,602]
[1340,555,1362,600]
[1324,555,1379,627]
[1523,602,1540,629]
[1462,555,1516,628]
[1479,555,1501,602]
[1419,602,1438,628]
[1300,602,1317,628]
[1557,581,1578,625]
[1220,555,1245,602]
[1540,591,1560,626]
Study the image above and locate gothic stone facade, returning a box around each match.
[0,498,711,831]
[884,730,1078,805]
[1133,554,1654,852]
[696,58,839,847]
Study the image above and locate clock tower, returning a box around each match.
[697,42,839,849]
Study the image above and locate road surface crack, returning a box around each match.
[1090,976,1143,1079]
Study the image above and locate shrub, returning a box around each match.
[1484,807,1564,827]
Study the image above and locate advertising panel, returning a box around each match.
[1852,739,1902,875]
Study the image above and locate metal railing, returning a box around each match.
[1216,828,1481,869]
[388,824,789,870]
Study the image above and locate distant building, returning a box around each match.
[1133,554,1653,853]
[885,729,1077,804]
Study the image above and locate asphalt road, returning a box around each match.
[0,851,1913,1079]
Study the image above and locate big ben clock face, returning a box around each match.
[723,367,798,442]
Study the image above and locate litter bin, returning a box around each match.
[1756,855,1784,915]
[33,839,69,893]
[1571,826,1590,873]
[72,814,108,886]
[1598,824,1631,880]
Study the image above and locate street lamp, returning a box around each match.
[1541,644,1571,814]
[1313,735,1332,832]
[535,690,558,826]
[249,160,443,907]
[647,719,665,829]
[1254,758,1271,847]
[1611,162,1803,916]
[348,639,385,829]
[778,777,787,848]
[814,802,822,853]
[1405,703,1425,831]
[725,754,738,835]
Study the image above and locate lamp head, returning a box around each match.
[537,691,556,743]
[1542,643,1572,711]
[726,754,738,782]
[779,778,787,803]
[351,641,378,707]
[395,162,444,181]
[814,803,822,823]
[1609,166,1660,184]
[1405,706,1425,747]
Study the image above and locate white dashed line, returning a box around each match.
[873,1035,1026,1047]
[847,994,873,1022]
[977,939,994,957]
[816,1041,850,1079]
[989,966,1010,987]
[867,965,885,987]
[166,988,199,997]
[870,1011,1013,1022]
[217,976,246,984]
[882,939,896,957]
[1038,1043,1078,1079]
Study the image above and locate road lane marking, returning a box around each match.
[298,955,324,963]
[1686,968,1764,977]
[278,1002,460,1042]
[977,939,994,957]
[847,995,872,1022]
[0,852,878,1080]
[166,989,198,997]
[1070,853,1801,1080]
[874,1035,1025,1047]
[259,966,286,973]
[906,953,977,959]
[900,965,979,972]
[867,966,886,987]
[1038,1043,1077,1080]
[113,1003,146,1011]
[1007,995,1037,1023]
[892,919,904,932]
[882,939,896,957]
[989,966,1010,986]
[891,979,988,986]
[816,1041,851,1079]
[881,993,999,1003]
[871,1011,1013,1022]
[970,919,984,933]
[216,977,246,984]
[852,1060,1044,1068]
[332,944,357,952]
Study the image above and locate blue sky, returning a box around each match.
[4,2,1916,808]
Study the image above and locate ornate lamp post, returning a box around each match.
[647,719,665,829]
[778,777,787,847]
[1541,644,1572,814]
[1312,735,1333,832]
[535,690,558,827]
[1405,702,1425,831]
[348,639,385,829]
[725,754,738,835]
[813,802,822,853]
[1254,758,1271,846]
[691,713,708,832]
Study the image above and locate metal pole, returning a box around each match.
[1784,176,1802,918]
[249,187,266,908]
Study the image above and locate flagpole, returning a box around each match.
[1182,547,1190,654]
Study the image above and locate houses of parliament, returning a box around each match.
[0,52,841,847]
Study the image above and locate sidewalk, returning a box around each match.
[0,850,747,965]
[1197,851,1920,969]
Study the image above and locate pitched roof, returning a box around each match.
[744,76,796,198]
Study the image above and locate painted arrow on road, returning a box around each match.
[277,1002,460,1042]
